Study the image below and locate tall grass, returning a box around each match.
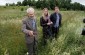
[0,6,85,55]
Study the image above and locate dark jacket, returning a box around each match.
[40,16,50,28]
[50,12,62,27]
[40,16,52,36]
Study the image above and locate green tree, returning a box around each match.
[22,0,28,6]
[16,1,22,6]
[6,3,9,6]
[41,0,50,9]
[9,3,16,6]
[36,0,42,8]
[49,0,57,9]
[57,0,71,10]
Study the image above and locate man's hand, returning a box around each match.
[28,30,34,37]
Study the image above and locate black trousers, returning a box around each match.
[42,27,52,45]
[52,27,59,38]
[27,38,37,55]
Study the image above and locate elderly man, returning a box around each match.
[22,7,38,55]
[50,6,62,38]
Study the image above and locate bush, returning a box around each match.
[3,6,6,8]
[12,7,15,9]
[21,8,24,11]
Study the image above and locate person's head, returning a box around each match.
[26,7,35,18]
[43,8,49,16]
[54,6,59,13]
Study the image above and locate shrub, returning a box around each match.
[21,8,24,11]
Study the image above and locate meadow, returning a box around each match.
[0,6,85,55]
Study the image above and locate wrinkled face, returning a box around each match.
[43,9,48,16]
[55,7,59,13]
[27,12,34,18]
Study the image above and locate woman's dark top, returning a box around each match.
[40,16,52,37]
[40,16,50,28]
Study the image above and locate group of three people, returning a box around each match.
[22,6,62,55]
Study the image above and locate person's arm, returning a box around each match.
[50,14,53,22]
[59,13,62,27]
[40,17,47,27]
[48,16,53,24]
[50,14,54,26]
[22,20,29,34]
[22,20,33,36]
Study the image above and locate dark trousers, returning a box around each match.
[52,27,59,38]
[42,27,52,45]
[27,38,37,55]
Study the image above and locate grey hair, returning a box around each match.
[26,7,35,13]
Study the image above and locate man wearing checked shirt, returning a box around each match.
[50,6,62,38]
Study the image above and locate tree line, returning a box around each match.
[6,0,85,11]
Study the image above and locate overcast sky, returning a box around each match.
[0,0,85,6]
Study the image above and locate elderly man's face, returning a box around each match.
[55,7,59,13]
[27,12,34,18]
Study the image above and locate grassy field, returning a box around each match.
[0,6,85,55]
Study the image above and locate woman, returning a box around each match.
[40,8,53,45]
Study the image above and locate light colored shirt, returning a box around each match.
[54,13,60,28]
[32,19,36,30]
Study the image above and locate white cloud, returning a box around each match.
[0,0,6,5]
[72,0,85,5]
[5,0,23,3]
[0,0,23,6]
